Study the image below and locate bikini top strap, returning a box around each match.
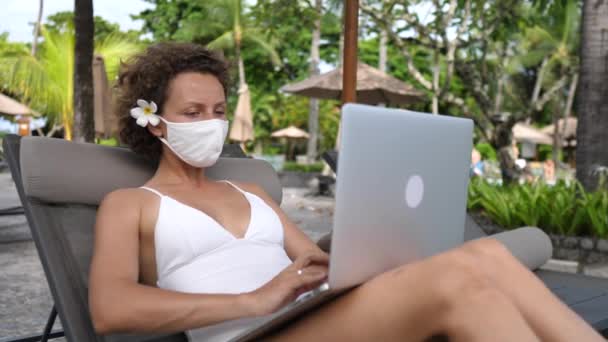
[140,186,164,198]
[220,180,246,194]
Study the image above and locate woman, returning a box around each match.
[89,43,602,341]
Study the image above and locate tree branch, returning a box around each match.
[361,2,433,90]
[441,0,471,98]
[534,75,568,111]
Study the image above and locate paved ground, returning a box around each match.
[1,170,608,340]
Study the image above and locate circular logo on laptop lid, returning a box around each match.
[405,175,424,208]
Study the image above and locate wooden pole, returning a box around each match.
[342,0,359,105]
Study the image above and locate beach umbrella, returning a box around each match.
[229,84,254,143]
[0,93,36,116]
[512,123,553,145]
[541,117,577,141]
[93,55,116,138]
[281,62,425,106]
[271,125,310,160]
[271,126,311,139]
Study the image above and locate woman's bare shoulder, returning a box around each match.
[97,187,157,218]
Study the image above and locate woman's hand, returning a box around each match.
[246,250,329,316]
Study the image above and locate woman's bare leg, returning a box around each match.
[461,238,603,342]
[268,239,541,341]
[444,285,539,342]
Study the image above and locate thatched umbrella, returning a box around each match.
[0,93,36,116]
[271,126,311,139]
[281,62,425,106]
[512,123,553,145]
[93,55,116,138]
[541,117,578,164]
[541,117,577,142]
[271,125,310,161]
[0,93,40,136]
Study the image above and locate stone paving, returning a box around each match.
[1,170,608,340]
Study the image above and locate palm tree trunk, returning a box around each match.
[338,31,344,67]
[236,43,246,88]
[234,19,246,88]
[561,72,578,165]
[431,49,440,115]
[307,0,322,163]
[531,58,548,110]
[31,0,43,56]
[379,28,387,73]
[72,0,95,142]
[576,0,608,190]
[551,100,561,165]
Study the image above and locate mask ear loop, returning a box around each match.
[155,116,190,164]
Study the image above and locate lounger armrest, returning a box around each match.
[315,227,553,270]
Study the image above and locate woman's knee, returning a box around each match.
[460,238,523,280]
[373,248,493,310]
[430,248,497,309]
[463,238,513,261]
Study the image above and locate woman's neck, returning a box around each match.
[153,152,211,188]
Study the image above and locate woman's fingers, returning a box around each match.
[288,267,327,290]
[292,251,330,269]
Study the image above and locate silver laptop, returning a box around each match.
[235,103,473,341]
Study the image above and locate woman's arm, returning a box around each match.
[88,189,256,334]
[235,182,327,261]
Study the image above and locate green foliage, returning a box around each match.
[97,137,119,146]
[238,88,339,154]
[5,27,141,132]
[468,179,608,238]
[475,143,497,161]
[0,33,29,90]
[575,182,608,237]
[46,11,141,43]
[283,161,324,173]
[537,144,565,162]
[133,0,205,41]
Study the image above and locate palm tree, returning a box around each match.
[307,0,322,162]
[186,0,279,89]
[576,0,608,190]
[7,27,141,140]
[31,0,43,56]
[520,0,580,163]
[182,0,279,146]
[73,0,95,142]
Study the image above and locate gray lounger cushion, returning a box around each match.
[20,136,283,205]
[9,136,285,342]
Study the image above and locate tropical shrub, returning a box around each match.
[468,178,608,238]
[282,161,324,173]
[475,142,497,161]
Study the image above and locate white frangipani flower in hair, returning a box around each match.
[130,99,160,127]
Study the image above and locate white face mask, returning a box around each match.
[158,117,229,168]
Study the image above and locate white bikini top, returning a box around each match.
[140,181,292,295]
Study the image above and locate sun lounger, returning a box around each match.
[5,134,608,340]
[2,135,283,342]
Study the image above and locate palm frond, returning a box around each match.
[243,29,281,66]
[95,33,142,82]
[207,31,236,51]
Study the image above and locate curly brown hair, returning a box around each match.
[115,42,229,161]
